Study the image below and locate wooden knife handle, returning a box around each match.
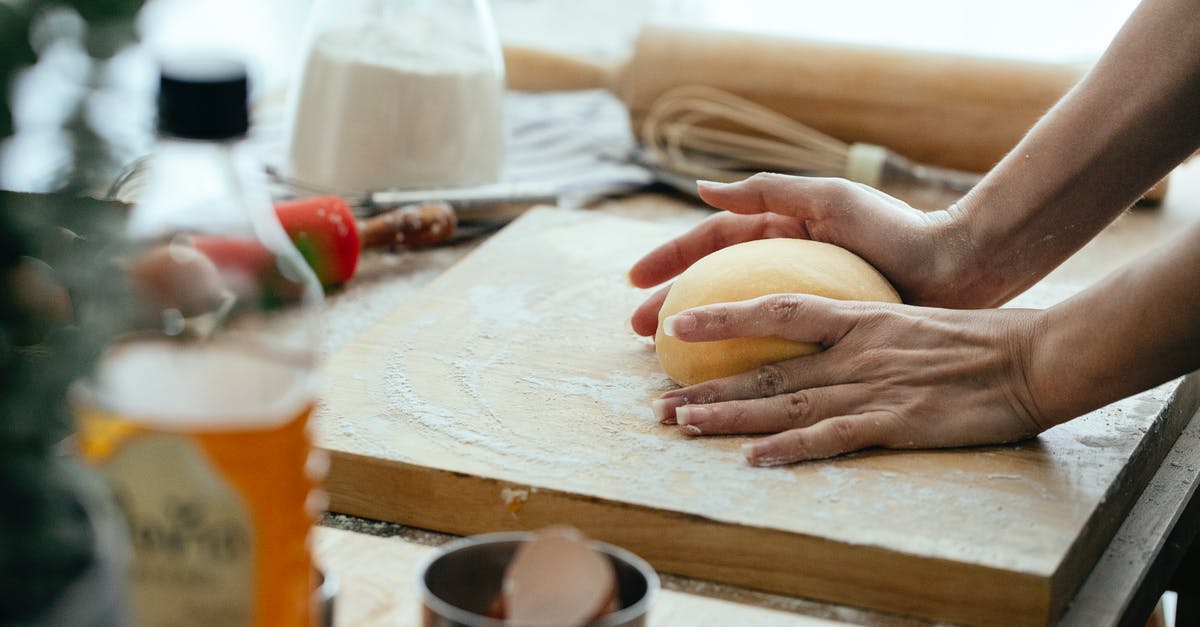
[358,202,457,250]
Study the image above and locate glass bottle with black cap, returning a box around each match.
[73,57,326,627]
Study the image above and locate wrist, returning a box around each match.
[913,200,995,308]
[935,187,1042,308]
[1013,308,1061,432]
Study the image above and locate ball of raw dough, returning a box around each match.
[655,239,900,386]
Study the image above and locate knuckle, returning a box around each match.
[706,306,733,329]
[725,405,750,432]
[748,171,788,186]
[689,381,727,405]
[784,391,812,425]
[710,211,745,234]
[830,418,860,450]
[765,294,806,323]
[665,240,689,271]
[858,305,896,329]
[875,410,906,445]
[754,363,789,397]
[816,178,858,210]
[780,435,811,461]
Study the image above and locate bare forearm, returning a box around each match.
[954,0,1200,306]
[1029,222,1200,426]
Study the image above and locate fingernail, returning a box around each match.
[652,397,683,424]
[743,441,788,467]
[682,424,702,436]
[652,398,672,422]
[675,405,708,427]
[696,179,730,191]
[662,313,695,337]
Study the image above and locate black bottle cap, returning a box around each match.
[157,57,249,140]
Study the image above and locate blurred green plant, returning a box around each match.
[1,0,145,623]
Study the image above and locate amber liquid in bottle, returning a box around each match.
[76,339,322,626]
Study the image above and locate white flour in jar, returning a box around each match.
[287,22,505,192]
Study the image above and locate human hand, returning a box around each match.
[652,294,1052,465]
[628,173,977,336]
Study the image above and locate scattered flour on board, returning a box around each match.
[518,373,655,418]
[379,345,587,473]
[431,346,512,422]
[465,283,540,330]
[317,246,475,358]
[377,338,811,517]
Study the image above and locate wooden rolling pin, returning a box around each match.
[504,24,1083,175]
[508,25,1171,187]
[504,24,1169,203]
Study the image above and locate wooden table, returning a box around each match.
[313,157,1200,626]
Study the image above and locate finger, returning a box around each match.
[627,212,804,289]
[652,351,851,424]
[675,384,870,435]
[663,293,862,345]
[743,413,892,465]
[698,173,885,220]
[630,284,671,336]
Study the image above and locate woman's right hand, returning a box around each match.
[628,173,981,336]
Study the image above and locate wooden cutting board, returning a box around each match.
[313,207,1197,627]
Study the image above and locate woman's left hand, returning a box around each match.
[653,293,1053,465]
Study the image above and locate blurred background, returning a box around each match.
[0,0,1144,194]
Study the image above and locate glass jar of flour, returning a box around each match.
[285,0,505,193]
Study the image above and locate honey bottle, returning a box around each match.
[74,57,325,627]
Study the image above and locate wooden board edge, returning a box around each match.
[324,447,1051,626]
[1048,373,1200,623]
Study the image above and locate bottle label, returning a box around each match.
[103,433,255,626]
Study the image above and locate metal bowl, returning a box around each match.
[417,531,658,627]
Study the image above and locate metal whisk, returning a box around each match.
[639,85,981,196]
